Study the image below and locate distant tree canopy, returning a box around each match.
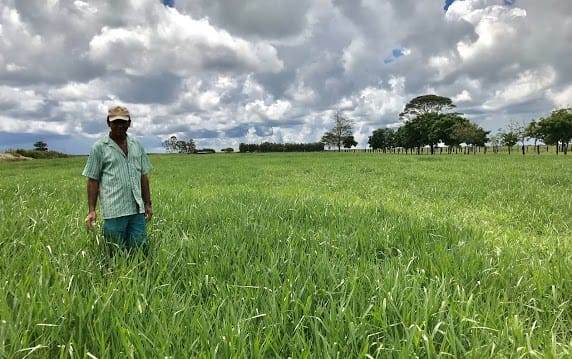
[163,136,196,154]
[451,121,489,147]
[33,141,48,152]
[368,128,396,150]
[369,95,488,154]
[321,111,355,151]
[536,108,572,153]
[399,94,456,120]
[500,131,519,154]
[239,142,324,153]
[342,135,358,149]
[525,120,540,145]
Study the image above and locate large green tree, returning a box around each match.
[368,128,396,150]
[342,135,358,149]
[429,114,467,150]
[399,94,456,120]
[450,122,489,154]
[396,117,428,154]
[397,95,459,154]
[536,108,572,155]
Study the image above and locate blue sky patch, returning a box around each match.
[385,48,409,64]
[444,0,456,11]
[445,0,515,11]
[163,0,175,8]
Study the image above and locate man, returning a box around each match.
[83,105,153,251]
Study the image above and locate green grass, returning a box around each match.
[0,153,571,357]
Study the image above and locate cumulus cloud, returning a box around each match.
[88,10,283,76]
[0,0,570,153]
[340,77,406,125]
[453,90,473,103]
[547,85,572,109]
[483,66,556,110]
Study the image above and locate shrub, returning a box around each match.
[7,149,70,159]
[195,148,216,154]
[238,142,324,152]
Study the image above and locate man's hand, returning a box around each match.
[85,210,97,229]
[144,204,153,221]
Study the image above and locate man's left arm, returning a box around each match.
[140,142,153,221]
[141,174,153,221]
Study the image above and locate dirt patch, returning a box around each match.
[0,153,34,161]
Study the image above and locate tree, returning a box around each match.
[536,108,572,155]
[163,136,196,154]
[507,120,528,155]
[163,136,178,153]
[239,142,324,152]
[428,114,466,150]
[396,119,426,154]
[33,140,48,151]
[221,147,234,153]
[450,122,489,154]
[398,96,458,154]
[501,132,518,154]
[368,128,396,150]
[321,111,354,151]
[342,135,358,149]
[525,120,541,154]
[399,94,456,120]
[177,139,196,154]
[488,133,503,154]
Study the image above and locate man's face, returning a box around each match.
[107,119,130,138]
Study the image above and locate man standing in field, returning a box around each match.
[83,105,153,251]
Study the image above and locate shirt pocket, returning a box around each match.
[129,148,142,173]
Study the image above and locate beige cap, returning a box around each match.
[108,106,130,121]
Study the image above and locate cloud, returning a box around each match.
[340,77,407,125]
[88,8,283,77]
[0,86,45,115]
[177,0,313,40]
[452,90,473,103]
[547,85,572,109]
[0,0,570,153]
[483,66,556,110]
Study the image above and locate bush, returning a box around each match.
[221,148,234,153]
[195,148,216,154]
[7,149,70,159]
[238,142,324,152]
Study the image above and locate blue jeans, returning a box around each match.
[103,213,147,249]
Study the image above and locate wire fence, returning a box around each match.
[331,144,570,155]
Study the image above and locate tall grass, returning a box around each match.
[0,153,571,357]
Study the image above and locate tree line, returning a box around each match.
[161,95,572,155]
[365,95,572,155]
[239,142,324,153]
[162,136,216,154]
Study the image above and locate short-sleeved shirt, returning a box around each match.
[82,135,152,219]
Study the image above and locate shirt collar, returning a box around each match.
[103,134,131,144]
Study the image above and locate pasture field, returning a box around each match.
[0,152,571,357]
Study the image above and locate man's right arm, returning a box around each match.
[86,178,99,229]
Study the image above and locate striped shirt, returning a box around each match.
[82,135,152,219]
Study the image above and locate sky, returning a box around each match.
[0,0,571,154]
